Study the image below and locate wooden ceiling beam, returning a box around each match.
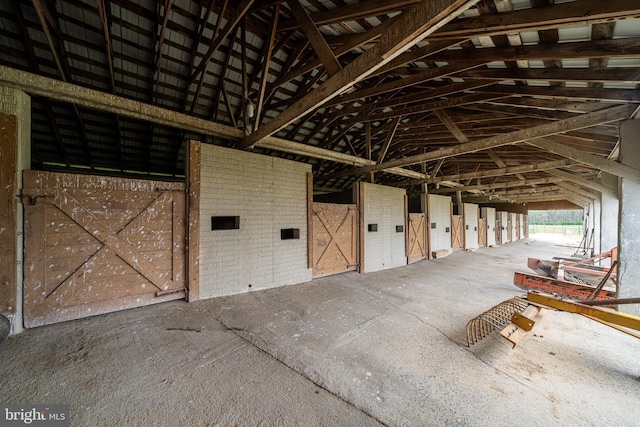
[554,182,600,201]
[376,116,402,163]
[430,176,563,194]
[479,85,640,103]
[327,104,636,178]
[239,0,480,150]
[31,0,94,168]
[460,67,640,84]
[332,79,495,117]
[425,159,574,184]
[434,109,468,143]
[331,61,486,106]
[336,93,505,127]
[528,136,640,182]
[278,0,421,32]
[330,37,640,107]
[189,0,255,84]
[252,4,280,131]
[462,191,590,207]
[431,37,640,63]
[430,0,640,41]
[0,66,428,181]
[286,0,341,76]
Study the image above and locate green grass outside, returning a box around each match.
[528,224,584,235]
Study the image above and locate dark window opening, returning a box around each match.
[212,216,240,230]
[281,228,300,240]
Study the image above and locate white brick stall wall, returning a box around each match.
[463,203,479,250]
[497,211,509,243]
[518,213,524,239]
[484,207,496,247]
[510,212,518,241]
[428,194,452,254]
[362,183,407,273]
[198,145,312,298]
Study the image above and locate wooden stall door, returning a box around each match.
[516,221,521,240]
[23,171,186,328]
[478,218,487,247]
[451,215,464,252]
[495,220,502,244]
[408,213,427,264]
[507,220,513,241]
[311,203,358,277]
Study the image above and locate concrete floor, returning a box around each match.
[1,235,639,426]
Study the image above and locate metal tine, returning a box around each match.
[466,298,528,346]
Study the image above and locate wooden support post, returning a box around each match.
[0,86,30,334]
[307,172,314,270]
[186,140,201,302]
[358,182,365,273]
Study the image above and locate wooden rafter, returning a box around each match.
[278,0,421,32]
[252,4,280,132]
[528,137,640,183]
[286,0,341,76]
[336,93,505,127]
[327,104,637,178]
[425,159,574,184]
[31,0,93,168]
[96,0,124,172]
[239,0,481,150]
[189,0,255,84]
[431,177,565,194]
[429,0,640,41]
[460,68,640,84]
[376,116,402,164]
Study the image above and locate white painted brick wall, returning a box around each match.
[497,211,509,243]
[510,212,518,241]
[428,194,452,253]
[199,145,312,299]
[518,213,524,239]
[484,207,496,247]
[464,203,479,250]
[362,183,407,273]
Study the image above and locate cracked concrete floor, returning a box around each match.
[1,235,639,426]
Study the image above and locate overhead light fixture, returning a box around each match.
[245,99,255,119]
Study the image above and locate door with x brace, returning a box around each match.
[311,203,358,278]
[407,213,427,264]
[22,171,186,328]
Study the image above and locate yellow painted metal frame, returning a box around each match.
[527,292,640,331]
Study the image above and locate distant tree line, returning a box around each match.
[528,210,583,225]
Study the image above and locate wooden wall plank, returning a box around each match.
[0,113,17,313]
[186,140,201,301]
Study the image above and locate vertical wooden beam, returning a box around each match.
[307,172,314,270]
[366,122,374,183]
[426,192,432,259]
[186,140,201,302]
[358,182,365,273]
[404,194,409,260]
[0,113,17,314]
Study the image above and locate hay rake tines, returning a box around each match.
[466,298,528,346]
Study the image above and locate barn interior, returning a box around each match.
[1,0,640,425]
